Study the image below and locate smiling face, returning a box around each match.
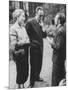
[18,11,25,24]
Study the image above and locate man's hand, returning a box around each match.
[47,37,53,44]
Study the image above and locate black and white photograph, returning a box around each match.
[9,0,66,89]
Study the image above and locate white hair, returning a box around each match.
[12,9,25,19]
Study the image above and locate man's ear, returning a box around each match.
[58,19,60,24]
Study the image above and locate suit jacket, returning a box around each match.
[51,24,66,85]
[52,24,66,61]
[26,18,47,52]
[10,22,30,53]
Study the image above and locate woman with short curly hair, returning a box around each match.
[10,9,30,88]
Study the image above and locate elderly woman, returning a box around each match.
[10,9,30,88]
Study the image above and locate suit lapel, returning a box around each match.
[31,19,42,37]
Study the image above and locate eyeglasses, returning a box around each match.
[39,15,44,17]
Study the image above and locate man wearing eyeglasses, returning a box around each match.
[26,6,47,87]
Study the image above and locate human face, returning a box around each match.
[18,12,25,24]
[36,10,44,22]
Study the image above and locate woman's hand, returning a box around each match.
[15,49,25,54]
[17,41,24,46]
[17,39,30,46]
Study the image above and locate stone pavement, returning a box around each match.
[9,38,53,89]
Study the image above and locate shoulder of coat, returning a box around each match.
[27,17,35,23]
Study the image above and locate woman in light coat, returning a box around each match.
[10,9,30,88]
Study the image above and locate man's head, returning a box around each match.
[55,13,65,26]
[35,6,44,23]
[58,14,65,26]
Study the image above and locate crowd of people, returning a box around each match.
[10,6,66,88]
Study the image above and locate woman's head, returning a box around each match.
[12,9,25,24]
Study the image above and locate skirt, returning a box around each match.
[13,46,29,84]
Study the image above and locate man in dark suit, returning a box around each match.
[48,13,66,86]
[26,6,47,87]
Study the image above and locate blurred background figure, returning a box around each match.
[47,19,56,37]
[46,19,57,44]
[10,9,30,88]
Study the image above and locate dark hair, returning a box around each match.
[36,6,43,14]
[51,19,55,25]
[58,16,65,25]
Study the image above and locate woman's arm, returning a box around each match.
[10,28,17,51]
